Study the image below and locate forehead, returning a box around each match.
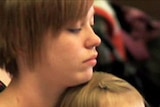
[86,5,94,20]
[88,6,94,16]
[80,5,94,25]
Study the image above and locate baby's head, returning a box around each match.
[59,72,147,107]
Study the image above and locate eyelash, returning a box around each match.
[67,23,94,33]
[67,28,82,34]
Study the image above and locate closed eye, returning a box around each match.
[67,28,82,34]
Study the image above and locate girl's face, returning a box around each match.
[40,5,101,87]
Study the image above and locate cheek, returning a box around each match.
[60,43,84,61]
[58,39,84,57]
[44,31,85,67]
[50,39,84,62]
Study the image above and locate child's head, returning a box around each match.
[59,72,146,107]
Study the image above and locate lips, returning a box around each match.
[83,53,98,66]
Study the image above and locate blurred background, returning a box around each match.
[93,0,160,107]
[112,0,160,20]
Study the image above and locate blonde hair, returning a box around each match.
[0,0,93,76]
[59,72,147,107]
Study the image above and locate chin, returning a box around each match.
[69,69,93,87]
[84,69,93,81]
[77,68,93,85]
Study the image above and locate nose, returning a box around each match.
[85,29,101,49]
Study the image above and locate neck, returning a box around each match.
[0,72,66,107]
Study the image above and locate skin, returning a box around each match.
[40,6,101,87]
[0,5,101,107]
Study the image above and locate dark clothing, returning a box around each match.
[0,81,6,92]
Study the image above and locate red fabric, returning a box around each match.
[94,6,115,31]
[112,31,127,61]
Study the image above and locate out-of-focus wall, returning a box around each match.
[112,0,160,20]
